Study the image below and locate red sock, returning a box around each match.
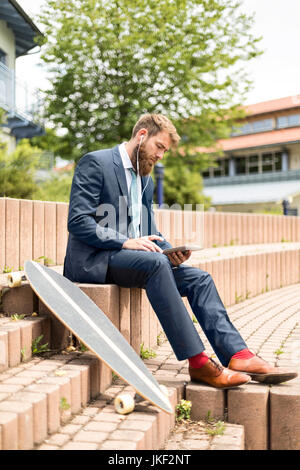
[188,352,209,369]
[231,348,255,360]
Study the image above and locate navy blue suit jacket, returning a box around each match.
[63,145,172,283]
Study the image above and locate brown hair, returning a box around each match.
[131,113,180,148]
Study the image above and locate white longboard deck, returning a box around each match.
[24,261,173,414]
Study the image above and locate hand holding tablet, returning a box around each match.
[162,245,203,255]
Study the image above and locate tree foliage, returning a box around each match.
[160,154,211,208]
[38,0,262,204]
[0,139,40,199]
[32,169,74,202]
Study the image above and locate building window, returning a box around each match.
[247,154,259,173]
[236,156,246,174]
[202,158,229,178]
[262,153,273,172]
[0,49,7,65]
[277,114,300,129]
[252,119,273,133]
[235,152,282,175]
[203,152,283,178]
[231,118,274,136]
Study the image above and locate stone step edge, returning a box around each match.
[37,382,179,451]
[0,351,107,450]
[63,369,299,451]
[0,315,51,372]
[2,245,300,320]
[1,242,300,285]
[0,352,222,451]
[0,350,179,451]
[1,351,246,451]
[165,419,245,451]
[179,376,300,451]
[1,242,300,286]
[35,376,245,451]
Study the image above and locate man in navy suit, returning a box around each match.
[64,114,297,388]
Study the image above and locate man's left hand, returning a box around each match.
[166,250,192,267]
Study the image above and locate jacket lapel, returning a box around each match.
[112,146,152,236]
[112,145,129,205]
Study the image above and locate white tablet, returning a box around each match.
[163,245,203,255]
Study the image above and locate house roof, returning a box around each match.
[194,94,300,154]
[203,179,300,205]
[196,126,300,154]
[245,95,300,117]
[0,0,43,57]
[217,126,300,152]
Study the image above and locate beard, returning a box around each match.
[131,142,156,176]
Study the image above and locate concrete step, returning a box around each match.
[2,242,300,349]
[1,339,299,450]
[157,348,300,451]
[184,381,270,450]
[35,383,245,451]
[1,260,300,449]
[164,419,245,450]
[0,350,179,451]
[35,382,178,450]
[0,269,163,356]
[0,315,51,371]
[2,198,300,274]
[0,336,245,451]
[184,374,300,450]
[0,351,106,449]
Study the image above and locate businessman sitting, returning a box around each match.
[64,113,297,388]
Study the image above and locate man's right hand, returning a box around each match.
[122,235,164,252]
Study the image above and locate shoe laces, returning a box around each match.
[209,357,224,373]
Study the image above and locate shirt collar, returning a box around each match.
[119,142,134,170]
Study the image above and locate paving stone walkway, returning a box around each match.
[1,281,299,450]
[34,283,300,450]
[165,420,245,451]
[146,283,300,380]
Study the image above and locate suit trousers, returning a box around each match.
[105,250,247,365]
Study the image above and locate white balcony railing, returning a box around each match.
[0,61,41,122]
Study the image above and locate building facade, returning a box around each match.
[202,95,300,215]
[0,0,44,150]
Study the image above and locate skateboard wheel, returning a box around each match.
[7,272,22,288]
[159,384,169,396]
[114,393,135,415]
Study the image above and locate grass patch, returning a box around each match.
[140,342,157,360]
[175,399,192,422]
[204,410,226,436]
[32,335,51,355]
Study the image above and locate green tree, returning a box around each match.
[30,127,70,160]
[38,0,262,204]
[0,139,41,199]
[32,168,74,202]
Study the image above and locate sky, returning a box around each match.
[16,0,300,106]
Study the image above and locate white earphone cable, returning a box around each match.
[136,136,151,236]
[137,136,150,200]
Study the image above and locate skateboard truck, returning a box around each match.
[114,393,135,415]
[0,273,27,312]
[114,384,169,415]
[7,272,27,288]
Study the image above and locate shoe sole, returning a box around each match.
[190,377,252,390]
[242,371,298,385]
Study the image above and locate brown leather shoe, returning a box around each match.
[189,358,251,389]
[228,355,298,384]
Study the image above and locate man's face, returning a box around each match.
[132,130,171,176]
